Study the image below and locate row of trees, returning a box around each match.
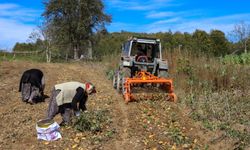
[13,25,250,61]
[93,26,250,59]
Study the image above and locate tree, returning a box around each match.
[43,0,111,59]
[13,42,36,52]
[231,21,250,53]
[38,22,53,62]
[192,29,212,55]
[210,30,229,56]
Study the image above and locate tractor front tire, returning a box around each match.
[116,72,122,92]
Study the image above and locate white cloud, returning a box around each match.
[0,18,34,49]
[152,17,180,25]
[104,0,175,11]
[146,9,203,19]
[0,3,42,50]
[108,13,250,34]
[147,11,176,18]
[0,3,42,22]
[146,13,250,33]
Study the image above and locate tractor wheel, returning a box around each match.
[116,71,122,92]
[159,69,168,78]
[112,72,117,89]
[122,77,126,95]
[122,67,131,78]
[121,68,131,94]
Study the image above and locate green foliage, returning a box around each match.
[210,30,229,56]
[13,39,43,52]
[93,29,231,61]
[0,51,46,62]
[166,126,191,145]
[74,110,111,133]
[225,128,250,149]
[12,28,238,62]
[176,58,194,77]
[106,69,115,80]
[192,29,212,54]
[223,53,250,64]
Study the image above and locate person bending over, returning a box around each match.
[47,81,96,126]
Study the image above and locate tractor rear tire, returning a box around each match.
[117,68,131,93]
[112,72,117,89]
[122,68,131,95]
[116,72,122,92]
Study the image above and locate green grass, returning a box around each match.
[0,52,46,62]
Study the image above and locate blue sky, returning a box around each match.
[0,0,250,50]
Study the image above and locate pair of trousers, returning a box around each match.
[47,88,72,124]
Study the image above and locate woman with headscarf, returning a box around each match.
[47,81,96,126]
[19,69,45,104]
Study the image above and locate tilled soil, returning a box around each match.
[0,61,235,150]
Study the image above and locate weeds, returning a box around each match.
[167,50,250,148]
[73,110,111,133]
[223,53,250,65]
[167,127,186,145]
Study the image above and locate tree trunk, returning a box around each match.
[46,47,50,63]
[45,41,51,63]
[66,53,68,61]
[74,45,79,60]
[46,47,49,63]
[87,40,93,59]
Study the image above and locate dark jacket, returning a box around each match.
[19,69,44,92]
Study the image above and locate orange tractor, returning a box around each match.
[113,37,177,103]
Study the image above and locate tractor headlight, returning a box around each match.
[123,61,131,67]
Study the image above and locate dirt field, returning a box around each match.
[0,60,240,150]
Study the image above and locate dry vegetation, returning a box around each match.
[166,50,250,149]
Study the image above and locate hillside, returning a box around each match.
[0,60,249,150]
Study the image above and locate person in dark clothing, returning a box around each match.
[19,69,45,104]
[47,81,96,126]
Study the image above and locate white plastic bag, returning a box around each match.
[36,121,62,141]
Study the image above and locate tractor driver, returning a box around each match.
[136,44,148,62]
